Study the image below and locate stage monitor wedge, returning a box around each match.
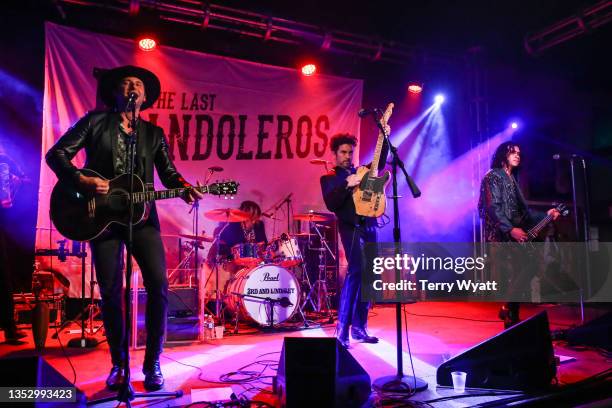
[276,337,371,408]
[437,311,556,391]
[0,356,86,406]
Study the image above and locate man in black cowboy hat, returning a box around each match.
[46,65,203,391]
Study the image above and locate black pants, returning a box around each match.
[337,222,377,330]
[90,222,168,366]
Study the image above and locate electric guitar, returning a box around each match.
[50,168,238,241]
[353,102,393,217]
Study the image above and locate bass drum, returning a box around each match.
[226,264,300,325]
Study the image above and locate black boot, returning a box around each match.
[351,327,379,343]
[336,323,350,349]
[143,359,164,391]
[105,365,124,390]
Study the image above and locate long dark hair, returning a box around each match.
[239,200,262,221]
[491,141,520,174]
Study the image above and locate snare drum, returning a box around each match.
[267,234,303,267]
[231,242,264,266]
[225,264,300,325]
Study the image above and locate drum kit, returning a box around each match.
[183,207,336,331]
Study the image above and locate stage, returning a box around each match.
[1,301,608,407]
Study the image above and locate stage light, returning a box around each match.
[408,82,423,94]
[511,122,518,129]
[434,94,445,104]
[138,37,157,52]
[301,64,316,76]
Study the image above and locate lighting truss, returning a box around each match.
[524,0,612,55]
[56,0,458,65]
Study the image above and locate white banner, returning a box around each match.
[37,23,362,297]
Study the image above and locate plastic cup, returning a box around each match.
[214,325,224,339]
[451,371,467,393]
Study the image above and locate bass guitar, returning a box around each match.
[50,168,238,241]
[511,203,568,243]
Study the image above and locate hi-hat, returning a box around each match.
[293,212,331,222]
[178,233,215,243]
[204,208,250,222]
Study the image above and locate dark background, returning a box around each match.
[1,0,610,290]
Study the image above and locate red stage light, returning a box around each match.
[138,37,157,52]
[408,83,423,94]
[301,64,316,76]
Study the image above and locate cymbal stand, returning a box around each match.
[210,222,230,321]
[169,240,202,284]
[301,222,335,323]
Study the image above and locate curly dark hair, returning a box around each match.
[330,133,357,153]
[491,141,521,172]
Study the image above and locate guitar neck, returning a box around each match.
[527,214,553,240]
[131,185,209,204]
[369,131,385,177]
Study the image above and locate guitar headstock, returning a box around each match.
[380,102,394,128]
[555,203,569,217]
[209,181,239,198]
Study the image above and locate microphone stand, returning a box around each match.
[569,156,590,323]
[231,292,292,329]
[90,102,182,406]
[367,111,427,394]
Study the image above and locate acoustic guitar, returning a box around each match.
[50,168,238,241]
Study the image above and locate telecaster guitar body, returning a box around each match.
[353,166,390,217]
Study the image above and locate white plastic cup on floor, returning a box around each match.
[214,325,224,339]
[451,371,467,393]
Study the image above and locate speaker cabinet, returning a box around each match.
[567,311,612,351]
[0,356,86,405]
[132,286,199,348]
[437,311,556,391]
[276,337,371,408]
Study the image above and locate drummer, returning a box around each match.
[208,200,268,263]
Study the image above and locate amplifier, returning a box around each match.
[13,293,65,327]
[131,286,200,348]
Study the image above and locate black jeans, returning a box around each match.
[337,222,376,331]
[90,222,168,365]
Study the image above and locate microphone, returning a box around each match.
[278,297,293,308]
[126,92,138,110]
[208,166,224,172]
[309,159,329,165]
[358,108,380,118]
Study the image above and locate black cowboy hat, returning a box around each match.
[96,65,161,110]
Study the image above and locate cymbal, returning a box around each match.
[293,212,331,222]
[293,232,315,237]
[204,208,250,222]
[178,233,215,243]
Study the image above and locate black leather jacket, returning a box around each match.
[46,111,190,229]
[478,168,542,242]
[46,111,189,189]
